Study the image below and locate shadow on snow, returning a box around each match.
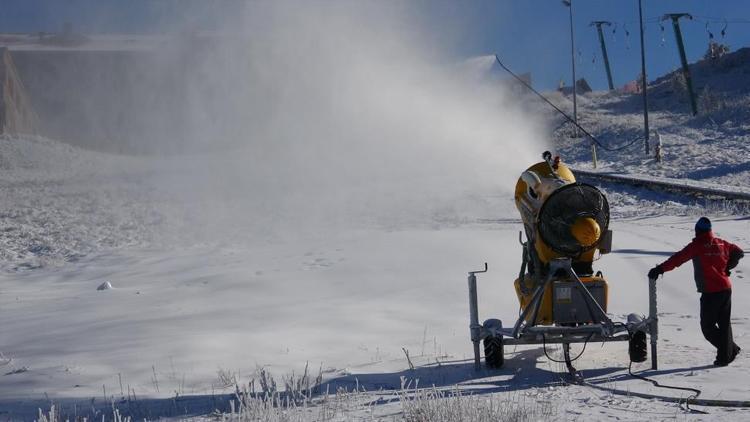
[0,348,714,420]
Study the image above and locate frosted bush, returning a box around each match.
[670,71,687,97]
[704,41,730,62]
[698,85,725,114]
[399,384,560,422]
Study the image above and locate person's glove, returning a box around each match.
[648,266,663,280]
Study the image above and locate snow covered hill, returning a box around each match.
[550,47,750,189]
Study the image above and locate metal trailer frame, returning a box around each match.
[468,258,658,376]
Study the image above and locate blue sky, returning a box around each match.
[418,0,750,90]
[2,1,749,90]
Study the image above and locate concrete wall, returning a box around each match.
[0,48,38,135]
[8,37,255,154]
[11,49,188,152]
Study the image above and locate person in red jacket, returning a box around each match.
[648,217,744,366]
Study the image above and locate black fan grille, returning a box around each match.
[537,183,610,257]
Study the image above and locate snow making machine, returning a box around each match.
[467,152,659,377]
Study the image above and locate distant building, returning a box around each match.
[0,32,202,152]
[621,79,641,94]
[558,78,592,95]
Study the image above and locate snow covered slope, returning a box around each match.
[0,135,168,271]
[550,47,750,190]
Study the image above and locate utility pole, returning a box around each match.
[590,21,614,90]
[638,0,650,155]
[563,1,593,166]
[562,0,578,139]
[662,13,698,116]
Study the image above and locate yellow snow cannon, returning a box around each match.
[512,153,610,326]
[466,151,660,376]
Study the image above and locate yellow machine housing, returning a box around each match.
[513,274,608,325]
[512,156,610,326]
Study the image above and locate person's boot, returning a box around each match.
[715,345,741,366]
[729,344,741,363]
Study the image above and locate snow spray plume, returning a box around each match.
[76,2,549,239]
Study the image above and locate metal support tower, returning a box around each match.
[591,21,614,90]
[662,13,698,116]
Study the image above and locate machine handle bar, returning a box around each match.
[469,263,488,276]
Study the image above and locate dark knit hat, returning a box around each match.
[695,217,712,232]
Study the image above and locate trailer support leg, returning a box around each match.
[469,272,480,370]
[649,276,659,370]
[468,263,488,371]
[511,279,549,338]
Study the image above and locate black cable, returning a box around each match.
[540,323,703,408]
[541,333,592,363]
[692,15,750,24]
[598,136,644,152]
[562,326,750,408]
[612,16,664,25]
[621,328,702,412]
[627,360,702,412]
[494,55,644,153]
[627,360,701,398]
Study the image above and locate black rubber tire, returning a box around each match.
[629,330,648,363]
[484,335,504,368]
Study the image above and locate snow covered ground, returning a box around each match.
[0,130,748,421]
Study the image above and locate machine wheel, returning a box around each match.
[484,335,504,368]
[629,330,648,363]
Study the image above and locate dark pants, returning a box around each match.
[700,289,738,363]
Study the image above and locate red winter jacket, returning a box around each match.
[658,231,744,293]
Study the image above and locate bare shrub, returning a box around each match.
[399,380,561,422]
[257,365,278,396]
[670,70,687,97]
[228,383,372,422]
[216,367,238,389]
[698,85,725,114]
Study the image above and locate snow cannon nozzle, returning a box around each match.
[570,216,601,247]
